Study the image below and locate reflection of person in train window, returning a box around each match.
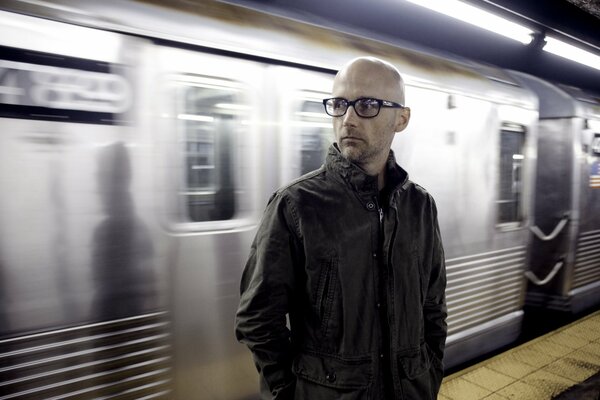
[236,57,447,399]
[92,142,156,321]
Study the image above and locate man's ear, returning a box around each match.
[394,107,411,132]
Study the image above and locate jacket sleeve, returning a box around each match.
[235,192,301,399]
[423,197,448,369]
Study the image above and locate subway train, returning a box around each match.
[0,0,599,399]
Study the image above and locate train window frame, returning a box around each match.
[292,91,335,178]
[496,123,526,230]
[271,66,335,186]
[167,74,255,232]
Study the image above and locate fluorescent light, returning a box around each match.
[512,154,524,160]
[405,0,533,44]
[0,10,123,63]
[543,37,600,71]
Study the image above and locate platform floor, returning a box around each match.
[438,310,600,400]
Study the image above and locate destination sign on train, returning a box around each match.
[0,52,133,124]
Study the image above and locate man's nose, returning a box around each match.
[342,105,359,126]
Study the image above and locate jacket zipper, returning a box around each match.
[387,203,399,387]
[375,196,394,395]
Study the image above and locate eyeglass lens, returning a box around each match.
[326,98,380,117]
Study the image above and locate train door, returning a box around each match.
[268,66,334,183]
[0,10,171,398]
[153,47,264,399]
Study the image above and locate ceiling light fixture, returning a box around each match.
[405,0,534,44]
[543,36,600,71]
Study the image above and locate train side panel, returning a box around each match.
[511,71,600,313]
[0,12,172,398]
[393,84,538,367]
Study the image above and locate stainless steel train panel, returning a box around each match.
[153,47,265,399]
[443,246,526,368]
[396,90,499,256]
[528,118,575,296]
[0,10,171,399]
[571,114,600,310]
[445,246,527,334]
[511,71,600,312]
[574,230,600,288]
[393,82,536,367]
[0,10,165,332]
[0,313,171,399]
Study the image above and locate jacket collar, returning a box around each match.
[325,144,409,197]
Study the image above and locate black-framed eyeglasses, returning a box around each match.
[322,97,405,118]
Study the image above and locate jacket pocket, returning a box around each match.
[316,258,337,335]
[396,343,439,400]
[292,351,372,400]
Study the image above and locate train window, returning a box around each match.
[497,126,525,226]
[176,79,249,222]
[295,96,334,175]
[592,135,600,156]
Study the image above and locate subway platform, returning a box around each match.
[438,310,600,399]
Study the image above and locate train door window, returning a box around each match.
[497,124,525,226]
[592,134,600,156]
[175,77,250,222]
[294,94,334,175]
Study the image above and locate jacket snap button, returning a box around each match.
[366,202,375,210]
[326,371,336,382]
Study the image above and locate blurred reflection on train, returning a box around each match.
[0,0,598,399]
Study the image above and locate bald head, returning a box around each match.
[329,57,411,182]
[333,57,406,105]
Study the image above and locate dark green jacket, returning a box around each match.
[236,145,447,399]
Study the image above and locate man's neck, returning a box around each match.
[356,156,388,190]
[377,169,386,191]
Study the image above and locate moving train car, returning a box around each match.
[507,71,600,313]
[0,0,596,398]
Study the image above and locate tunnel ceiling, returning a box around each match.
[566,0,600,19]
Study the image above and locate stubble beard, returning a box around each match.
[340,140,378,166]
[338,126,371,165]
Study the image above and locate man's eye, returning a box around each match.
[357,99,378,111]
[332,100,346,109]
[361,99,378,109]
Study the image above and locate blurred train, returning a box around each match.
[0,0,599,398]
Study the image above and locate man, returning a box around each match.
[235,57,447,399]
